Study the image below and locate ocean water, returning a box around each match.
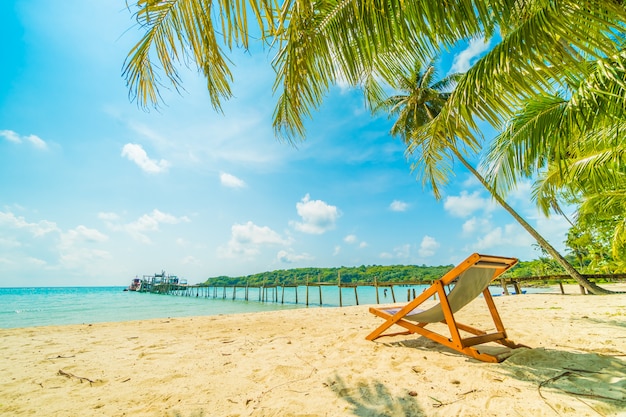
[0,284,426,329]
[0,287,300,329]
[0,284,551,329]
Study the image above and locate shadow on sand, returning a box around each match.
[326,374,425,417]
[361,336,625,415]
[497,347,626,414]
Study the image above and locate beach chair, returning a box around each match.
[366,253,526,363]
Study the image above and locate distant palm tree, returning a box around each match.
[372,59,614,294]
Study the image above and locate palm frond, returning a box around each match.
[482,93,569,194]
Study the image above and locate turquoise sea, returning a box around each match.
[0,284,552,329]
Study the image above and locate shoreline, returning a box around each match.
[1,287,625,416]
[1,283,607,330]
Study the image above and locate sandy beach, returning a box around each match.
[1,285,625,417]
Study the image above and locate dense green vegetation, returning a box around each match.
[202,254,624,286]
[204,264,454,286]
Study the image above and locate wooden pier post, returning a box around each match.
[318,283,323,306]
[500,278,510,296]
[354,287,359,305]
[558,281,565,294]
[374,277,379,304]
[338,271,343,307]
[260,279,265,302]
[306,276,309,306]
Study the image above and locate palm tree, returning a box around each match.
[482,52,626,289]
[122,0,626,293]
[371,59,614,294]
[124,0,626,143]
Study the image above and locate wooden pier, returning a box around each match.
[136,271,429,306]
[134,272,626,306]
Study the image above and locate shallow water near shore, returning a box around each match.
[0,284,556,329]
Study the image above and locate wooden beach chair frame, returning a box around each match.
[366,253,526,363]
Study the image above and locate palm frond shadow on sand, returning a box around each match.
[327,374,425,417]
[497,347,626,411]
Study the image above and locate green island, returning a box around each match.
[203,256,624,287]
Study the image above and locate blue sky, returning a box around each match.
[1,1,571,287]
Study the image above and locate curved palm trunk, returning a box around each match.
[453,150,615,295]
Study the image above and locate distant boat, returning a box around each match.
[125,271,187,293]
[125,277,142,292]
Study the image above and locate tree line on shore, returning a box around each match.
[202,256,609,287]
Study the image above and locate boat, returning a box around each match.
[126,271,187,293]
[125,277,142,291]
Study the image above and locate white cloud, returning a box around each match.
[58,225,111,270]
[277,249,314,264]
[291,194,340,234]
[25,134,47,150]
[59,248,111,270]
[534,213,570,253]
[0,130,48,149]
[471,223,534,252]
[344,234,358,244]
[343,233,367,249]
[418,235,440,257]
[220,172,246,188]
[61,225,108,246]
[1,130,22,143]
[444,190,494,218]
[507,180,534,202]
[333,245,341,256]
[461,174,480,189]
[103,209,190,243]
[380,243,412,260]
[0,211,59,236]
[449,37,491,74]
[0,236,22,248]
[98,212,120,221]
[121,143,170,174]
[182,255,200,265]
[389,200,409,212]
[218,221,289,258]
[462,216,491,235]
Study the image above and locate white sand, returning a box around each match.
[1,285,625,417]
